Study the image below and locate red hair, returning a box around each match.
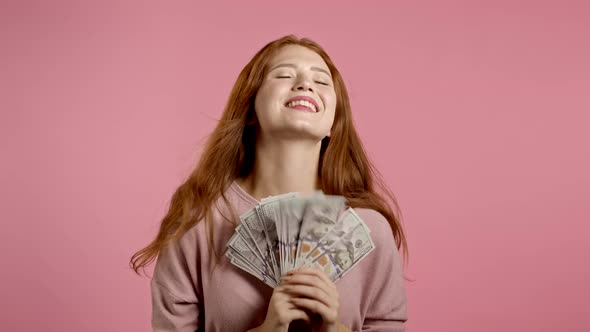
[130,34,409,276]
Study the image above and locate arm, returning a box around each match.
[151,279,201,331]
[361,211,408,332]
[150,233,202,331]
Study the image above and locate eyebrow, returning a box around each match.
[269,63,332,78]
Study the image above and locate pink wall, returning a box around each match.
[1,1,589,331]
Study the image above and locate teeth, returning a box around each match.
[287,100,317,112]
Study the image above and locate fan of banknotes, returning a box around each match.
[225,191,375,288]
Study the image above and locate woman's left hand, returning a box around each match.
[280,267,343,332]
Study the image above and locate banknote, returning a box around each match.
[276,195,306,274]
[257,193,297,279]
[226,191,374,288]
[296,207,361,268]
[235,224,263,261]
[226,228,274,279]
[306,220,375,280]
[226,247,277,287]
[239,208,278,278]
[294,194,346,268]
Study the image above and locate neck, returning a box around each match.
[238,138,322,201]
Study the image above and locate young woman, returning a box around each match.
[130,35,409,332]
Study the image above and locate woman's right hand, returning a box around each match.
[254,285,311,332]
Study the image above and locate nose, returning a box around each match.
[293,76,314,92]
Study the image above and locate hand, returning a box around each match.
[281,268,341,332]
[254,284,311,332]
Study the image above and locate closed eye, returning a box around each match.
[277,76,329,86]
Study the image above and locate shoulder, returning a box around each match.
[351,207,397,248]
[349,207,403,272]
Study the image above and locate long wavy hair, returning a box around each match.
[130,34,409,276]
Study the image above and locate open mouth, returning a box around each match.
[285,100,318,113]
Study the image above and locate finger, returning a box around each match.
[281,274,332,299]
[273,286,292,300]
[284,274,339,301]
[286,268,331,289]
[290,298,337,323]
[275,285,289,292]
[288,268,336,290]
[283,284,334,308]
[284,273,339,308]
[283,301,296,310]
[286,308,311,323]
[274,286,309,307]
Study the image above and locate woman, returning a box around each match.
[130,34,409,332]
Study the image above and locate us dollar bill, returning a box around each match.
[277,195,307,274]
[239,208,278,279]
[227,191,376,287]
[305,219,375,281]
[294,194,346,268]
[226,246,277,287]
[297,207,360,267]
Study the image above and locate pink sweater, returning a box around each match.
[151,182,408,331]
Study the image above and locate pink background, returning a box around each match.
[1,1,589,331]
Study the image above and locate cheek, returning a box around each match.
[325,95,337,125]
[323,91,337,114]
[254,88,274,118]
[256,84,287,113]
[255,85,270,105]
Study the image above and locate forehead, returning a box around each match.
[267,45,329,70]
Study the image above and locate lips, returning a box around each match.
[284,95,320,113]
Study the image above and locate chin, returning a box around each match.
[268,127,326,141]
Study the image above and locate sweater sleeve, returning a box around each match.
[359,210,408,332]
[150,230,203,332]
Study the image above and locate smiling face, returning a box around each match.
[254,45,337,141]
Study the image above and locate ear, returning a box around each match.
[246,109,258,125]
[246,117,257,126]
